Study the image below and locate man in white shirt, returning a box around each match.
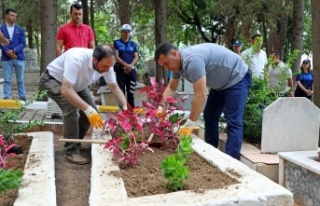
[241,34,267,78]
[39,44,127,165]
[268,50,293,96]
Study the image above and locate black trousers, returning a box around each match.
[115,69,137,108]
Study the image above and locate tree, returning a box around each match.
[290,0,305,75]
[154,0,167,83]
[81,0,89,25]
[266,0,291,57]
[113,0,131,24]
[171,0,225,43]
[40,0,57,75]
[312,0,320,109]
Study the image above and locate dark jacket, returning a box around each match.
[0,24,26,61]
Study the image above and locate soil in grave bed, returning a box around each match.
[0,135,32,206]
[115,147,240,197]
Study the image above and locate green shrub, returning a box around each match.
[243,77,277,142]
[0,168,23,193]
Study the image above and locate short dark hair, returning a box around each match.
[251,34,261,40]
[93,44,116,62]
[70,3,82,13]
[154,42,178,61]
[270,50,280,57]
[5,8,16,15]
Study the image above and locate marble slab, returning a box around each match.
[261,97,320,153]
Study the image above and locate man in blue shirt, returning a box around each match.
[155,42,251,159]
[113,24,139,108]
[0,8,26,100]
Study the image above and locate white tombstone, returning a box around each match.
[261,97,320,153]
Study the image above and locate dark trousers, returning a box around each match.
[116,69,136,108]
[203,70,252,159]
[39,70,97,154]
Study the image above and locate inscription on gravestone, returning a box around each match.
[24,48,39,71]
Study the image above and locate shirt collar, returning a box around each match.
[69,21,82,27]
[6,23,15,28]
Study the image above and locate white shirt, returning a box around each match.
[47,48,116,92]
[241,47,267,78]
[6,23,14,40]
[268,61,292,93]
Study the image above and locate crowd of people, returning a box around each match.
[232,35,313,99]
[0,3,314,164]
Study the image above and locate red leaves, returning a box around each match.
[103,77,186,167]
[0,134,17,169]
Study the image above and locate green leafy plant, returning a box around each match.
[175,135,193,160]
[0,168,23,194]
[161,135,193,191]
[0,91,46,144]
[243,77,277,142]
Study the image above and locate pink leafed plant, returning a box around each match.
[104,77,189,166]
[0,134,16,169]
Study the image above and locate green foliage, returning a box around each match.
[161,154,189,191]
[0,168,23,194]
[0,91,46,142]
[243,77,277,142]
[243,36,264,68]
[161,135,193,191]
[244,47,299,142]
[34,90,48,101]
[175,135,193,160]
[286,49,300,69]
[252,36,263,54]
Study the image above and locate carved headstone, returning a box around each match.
[24,48,40,72]
[261,97,320,152]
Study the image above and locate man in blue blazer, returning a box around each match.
[0,8,26,100]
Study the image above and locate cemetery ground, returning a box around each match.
[1,87,310,206]
[1,87,236,205]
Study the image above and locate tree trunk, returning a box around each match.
[40,0,56,75]
[81,0,89,25]
[312,0,320,108]
[26,19,34,49]
[267,0,290,58]
[154,0,167,84]
[119,0,131,24]
[90,0,95,43]
[291,0,304,75]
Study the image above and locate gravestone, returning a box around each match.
[24,48,40,72]
[261,97,320,153]
[11,48,40,91]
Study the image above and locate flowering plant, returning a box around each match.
[104,77,188,166]
[0,134,16,169]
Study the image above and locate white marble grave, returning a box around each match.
[261,97,320,153]
[278,150,320,206]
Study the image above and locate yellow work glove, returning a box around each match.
[179,119,199,136]
[84,106,103,129]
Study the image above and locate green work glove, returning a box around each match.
[84,106,103,129]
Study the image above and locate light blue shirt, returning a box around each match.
[172,43,248,90]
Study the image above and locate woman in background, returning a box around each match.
[294,59,314,100]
